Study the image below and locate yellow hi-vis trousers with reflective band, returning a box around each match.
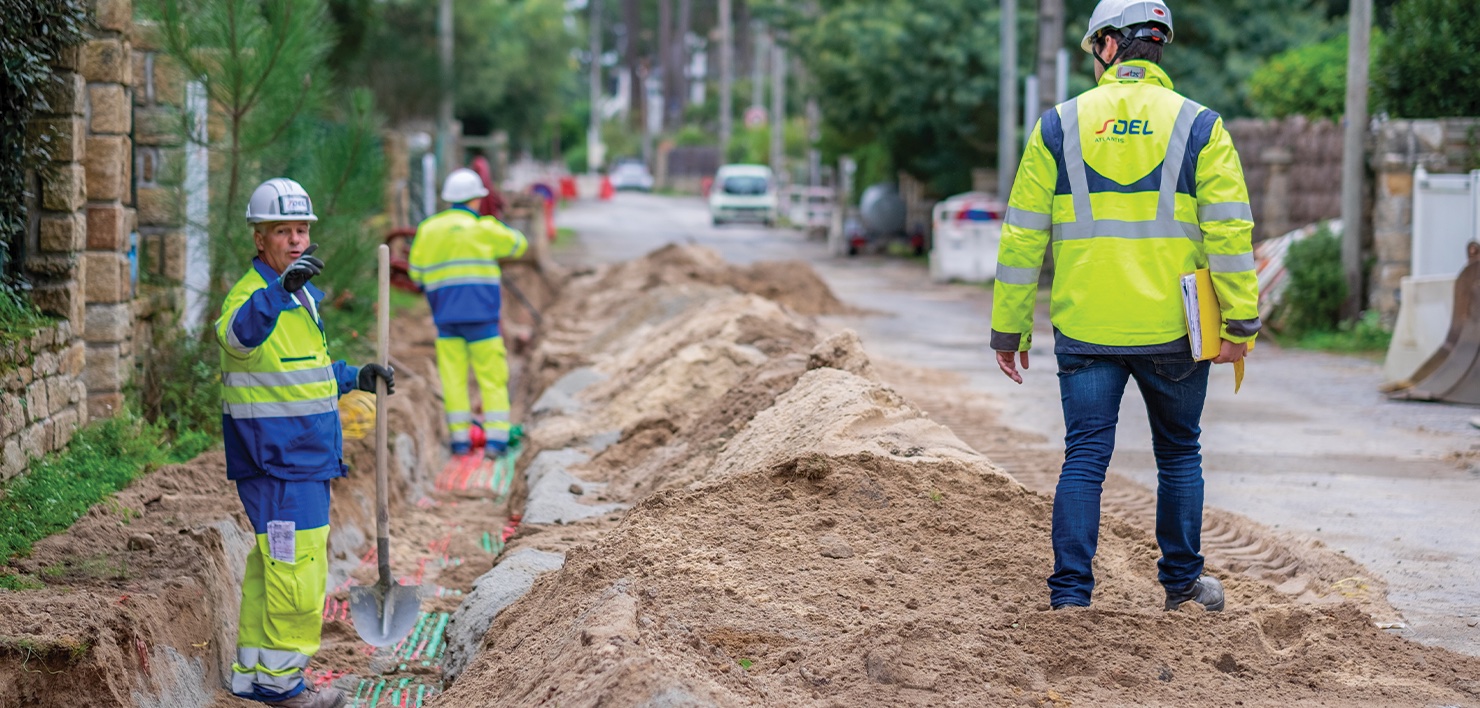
[232,476,330,703]
[435,327,511,453]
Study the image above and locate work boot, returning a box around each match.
[1164,576,1225,612]
[266,686,346,708]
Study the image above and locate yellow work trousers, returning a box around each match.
[436,334,512,453]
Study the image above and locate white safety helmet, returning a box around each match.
[245,177,318,223]
[441,168,490,204]
[1080,0,1174,53]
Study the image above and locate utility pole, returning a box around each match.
[770,35,786,180]
[751,23,767,113]
[718,0,734,155]
[588,0,604,173]
[1034,0,1064,116]
[1340,0,1372,319]
[673,0,692,125]
[998,0,1018,200]
[436,0,454,181]
[659,0,673,131]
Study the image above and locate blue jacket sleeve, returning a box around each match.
[226,278,297,352]
[335,361,359,396]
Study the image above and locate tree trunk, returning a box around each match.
[623,0,644,129]
[672,0,692,126]
[658,0,674,130]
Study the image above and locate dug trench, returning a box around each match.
[0,244,1477,706]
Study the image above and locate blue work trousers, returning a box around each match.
[1049,352,1211,608]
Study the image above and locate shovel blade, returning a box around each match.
[348,583,422,647]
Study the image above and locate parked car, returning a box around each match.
[609,159,654,192]
[709,164,777,226]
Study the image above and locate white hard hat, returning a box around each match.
[1081,0,1174,53]
[441,168,490,203]
[245,177,318,223]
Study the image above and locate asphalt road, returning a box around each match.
[555,191,1480,656]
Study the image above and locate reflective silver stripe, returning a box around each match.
[450,428,471,442]
[1005,207,1052,231]
[484,411,510,422]
[446,412,473,424]
[237,647,310,671]
[1208,252,1256,273]
[485,428,510,443]
[231,668,301,695]
[421,276,501,292]
[232,647,307,695]
[222,397,337,419]
[1053,220,1202,241]
[1156,99,1202,224]
[222,366,335,389]
[1060,99,1094,225]
[995,265,1041,285]
[1198,202,1254,222]
[225,306,253,355]
[410,258,502,274]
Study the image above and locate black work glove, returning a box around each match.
[279,244,324,293]
[358,363,395,395]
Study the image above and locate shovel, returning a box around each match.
[349,244,423,647]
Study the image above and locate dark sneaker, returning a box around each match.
[267,686,346,708]
[1164,576,1225,612]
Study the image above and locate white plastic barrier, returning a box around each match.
[1383,274,1458,384]
[1412,167,1479,279]
[929,193,1004,283]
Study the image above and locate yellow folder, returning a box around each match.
[1180,268,1250,393]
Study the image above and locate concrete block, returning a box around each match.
[442,549,566,683]
[81,39,131,84]
[39,71,85,115]
[94,0,132,33]
[42,163,86,212]
[85,303,132,343]
[87,203,129,251]
[522,448,627,525]
[89,393,125,421]
[137,186,179,227]
[83,344,122,393]
[27,116,86,162]
[89,84,132,134]
[40,212,86,253]
[82,251,129,304]
[84,134,131,201]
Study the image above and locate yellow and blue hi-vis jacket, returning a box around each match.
[408,205,529,327]
[991,60,1260,354]
[216,258,359,481]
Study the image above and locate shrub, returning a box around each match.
[1376,0,1480,118]
[1249,32,1384,119]
[1279,227,1347,335]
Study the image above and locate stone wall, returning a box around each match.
[1225,117,1345,241]
[1369,118,1480,321]
[0,323,86,480]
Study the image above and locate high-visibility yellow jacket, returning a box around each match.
[990,60,1260,353]
[216,259,359,481]
[408,206,529,327]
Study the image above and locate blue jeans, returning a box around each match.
[1049,352,1211,607]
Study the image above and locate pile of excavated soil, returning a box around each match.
[436,245,1480,706]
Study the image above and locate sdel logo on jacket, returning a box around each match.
[1094,118,1154,142]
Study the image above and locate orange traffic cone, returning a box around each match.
[599,175,614,201]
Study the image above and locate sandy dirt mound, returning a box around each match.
[444,366,1480,706]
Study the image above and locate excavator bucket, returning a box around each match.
[1389,243,1480,405]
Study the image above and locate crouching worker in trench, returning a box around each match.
[216,177,395,708]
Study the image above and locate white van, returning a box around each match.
[709,164,777,226]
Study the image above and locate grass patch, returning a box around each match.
[0,289,51,354]
[0,573,43,590]
[0,412,196,562]
[1288,311,1393,355]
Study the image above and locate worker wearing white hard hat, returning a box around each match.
[409,168,529,466]
[992,0,1257,614]
[219,177,393,708]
